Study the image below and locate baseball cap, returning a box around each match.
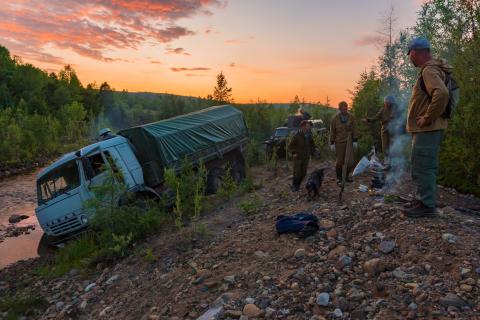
[407,37,430,54]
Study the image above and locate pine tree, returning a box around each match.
[213,71,233,103]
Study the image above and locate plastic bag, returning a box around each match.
[352,156,370,176]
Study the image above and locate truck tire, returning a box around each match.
[206,167,223,194]
[37,233,57,256]
[231,155,246,183]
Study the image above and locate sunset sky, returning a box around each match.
[0,0,423,104]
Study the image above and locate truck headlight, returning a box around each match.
[80,215,88,224]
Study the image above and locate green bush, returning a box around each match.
[238,194,263,215]
[0,293,47,320]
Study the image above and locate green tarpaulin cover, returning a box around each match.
[118,105,248,169]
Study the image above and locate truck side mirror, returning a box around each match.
[81,157,95,181]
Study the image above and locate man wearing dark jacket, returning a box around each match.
[404,37,451,218]
[288,120,315,191]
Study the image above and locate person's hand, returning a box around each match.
[416,116,428,128]
[353,142,358,150]
[330,144,335,151]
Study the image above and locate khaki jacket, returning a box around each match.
[407,58,451,133]
[330,112,358,144]
[288,130,315,159]
[368,105,394,134]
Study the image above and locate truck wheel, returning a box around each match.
[206,167,223,194]
[265,144,273,159]
[231,156,246,183]
[37,234,58,257]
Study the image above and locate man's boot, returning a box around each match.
[404,202,438,218]
[336,168,342,185]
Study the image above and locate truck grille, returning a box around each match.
[50,216,82,236]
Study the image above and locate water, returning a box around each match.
[0,168,44,269]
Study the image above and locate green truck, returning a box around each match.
[35,105,249,239]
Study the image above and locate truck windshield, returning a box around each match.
[37,160,80,204]
[275,128,289,137]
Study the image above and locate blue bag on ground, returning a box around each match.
[276,212,319,238]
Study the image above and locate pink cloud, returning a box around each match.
[0,0,225,63]
[165,47,191,55]
[225,36,255,44]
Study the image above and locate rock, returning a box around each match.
[347,288,365,301]
[379,240,395,254]
[393,268,408,279]
[193,276,205,285]
[8,214,29,224]
[254,250,268,258]
[68,269,79,277]
[439,293,467,308]
[337,255,352,269]
[460,268,471,276]
[198,306,224,320]
[409,302,418,310]
[294,249,306,258]
[84,283,96,292]
[442,233,457,244]
[326,229,338,239]
[243,304,262,317]
[460,284,473,292]
[245,297,255,304]
[328,245,347,259]
[55,301,65,311]
[363,258,384,276]
[99,306,112,317]
[320,219,335,229]
[224,310,243,318]
[224,275,235,284]
[265,307,275,318]
[316,292,330,306]
[333,308,343,317]
[80,300,87,310]
[106,275,119,285]
[351,307,367,320]
[239,316,248,320]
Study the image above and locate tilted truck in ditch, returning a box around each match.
[35,105,248,239]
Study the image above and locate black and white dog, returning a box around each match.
[305,168,325,200]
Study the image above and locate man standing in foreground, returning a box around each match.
[288,120,315,191]
[404,37,451,218]
[330,101,358,184]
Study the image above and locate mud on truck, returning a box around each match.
[35,105,249,242]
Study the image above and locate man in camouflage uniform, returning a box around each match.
[362,96,397,165]
[404,37,452,218]
[288,120,316,191]
[330,101,358,184]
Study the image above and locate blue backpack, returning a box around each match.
[276,212,319,238]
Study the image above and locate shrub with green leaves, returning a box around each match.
[238,194,263,215]
[0,294,47,320]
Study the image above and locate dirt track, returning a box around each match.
[1,161,480,319]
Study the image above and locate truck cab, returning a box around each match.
[35,135,144,238]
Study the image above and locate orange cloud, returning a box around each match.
[170,67,210,72]
[0,0,224,63]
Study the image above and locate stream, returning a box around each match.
[0,167,44,269]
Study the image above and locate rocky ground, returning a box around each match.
[1,160,480,320]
